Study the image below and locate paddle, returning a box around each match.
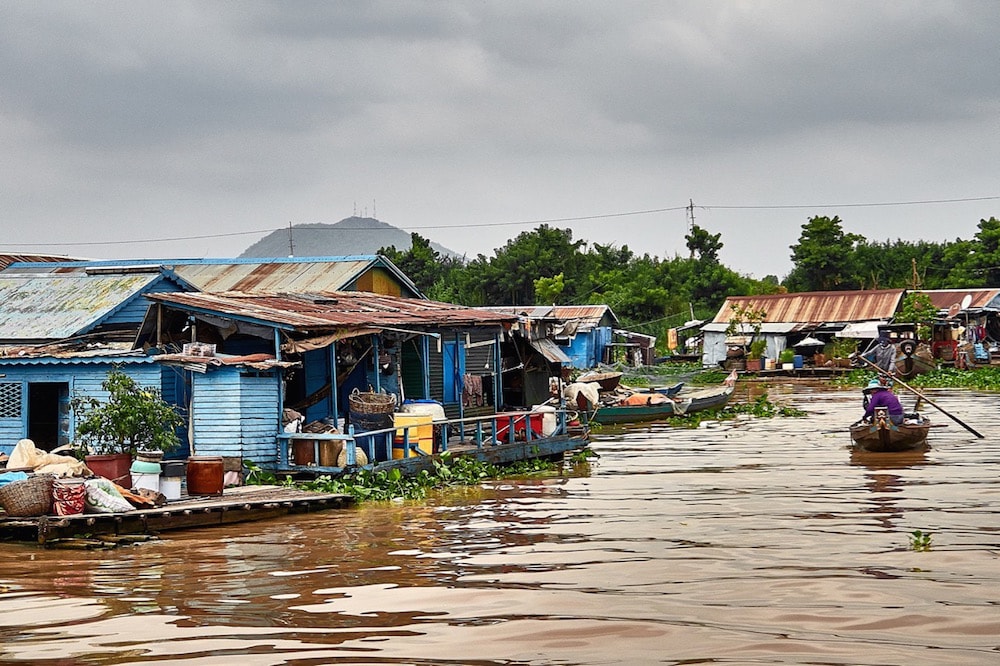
[856,356,984,438]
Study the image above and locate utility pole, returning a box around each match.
[910,258,921,289]
[687,199,696,258]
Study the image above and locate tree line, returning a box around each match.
[380,215,1000,338]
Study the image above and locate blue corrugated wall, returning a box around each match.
[189,367,280,466]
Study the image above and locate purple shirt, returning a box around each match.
[863,389,903,421]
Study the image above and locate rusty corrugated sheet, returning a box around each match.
[147,291,515,330]
[916,289,1000,311]
[549,305,618,328]
[171,260,377,294]
[711,290,906,325]
[0,254,85,271]
[0,274,159,340]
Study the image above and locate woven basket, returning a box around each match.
[348,390,396,415]
[0,474,55,517]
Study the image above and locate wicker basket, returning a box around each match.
[348,390,396,415]
[0,474,55,517]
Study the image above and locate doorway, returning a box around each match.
[28,382,69,452]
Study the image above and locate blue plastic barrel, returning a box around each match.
[793,354,804,369]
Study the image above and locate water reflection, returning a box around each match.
[1,385,998,664]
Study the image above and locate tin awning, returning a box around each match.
[529,338,571,364]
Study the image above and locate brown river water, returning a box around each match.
[1,382,998,665]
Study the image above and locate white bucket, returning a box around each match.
[531,405,558,436]
[401,401,446,421]
[160,476,182,500]
[131,472,160,493]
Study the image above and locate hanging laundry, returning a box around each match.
[462,374,484,407]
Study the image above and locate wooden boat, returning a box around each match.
[849,407,931,452]
[590,383,734,425]
[576,370,623,392]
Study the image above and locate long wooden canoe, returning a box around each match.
[850,408,931,452]
[591,384,734,425]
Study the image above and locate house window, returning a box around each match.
[0,382,22,418]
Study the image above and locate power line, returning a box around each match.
[705,195,1000,210]
[4,195,997,248]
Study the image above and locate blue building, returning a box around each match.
[0,265,191,454]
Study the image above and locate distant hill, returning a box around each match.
[239,217,460,259]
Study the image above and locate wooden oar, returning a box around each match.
[857,357,984,438]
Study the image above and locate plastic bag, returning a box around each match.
[84,478,133,514]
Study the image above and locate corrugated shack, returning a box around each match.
[479,305,619,370]
[701,290,907,368]
[138,290,517,469]
[475,307,572,408]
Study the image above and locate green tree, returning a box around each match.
[379,232,463,296]
[534,272,566,304]
[685,224,723,262]
[71,368,184,456]
[445,225,587,306]
[948,217,1000,287]
[785,216,864,291]
[895,292,937,340]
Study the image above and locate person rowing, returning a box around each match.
[861,376,904,425]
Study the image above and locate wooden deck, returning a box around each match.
[0,485,353,546]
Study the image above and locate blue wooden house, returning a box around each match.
[0,266,192,454]
[137,290,515,469]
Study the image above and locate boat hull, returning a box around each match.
[849,418,930,452]
[592,386,733,425]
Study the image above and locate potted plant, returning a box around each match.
[746,338,767,372]
[725,304,767,371]
[71,368,185,488]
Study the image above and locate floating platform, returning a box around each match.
[0,485,353,546]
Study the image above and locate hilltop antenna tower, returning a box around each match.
[287,221,294,258]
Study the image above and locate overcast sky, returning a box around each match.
[2,1,998,279]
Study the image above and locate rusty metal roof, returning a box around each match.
[711,290,906,325]
[915,288,1000,311]
[479,304,619,328]
[1,256,423,298]
[549,305,619,327]
[0,273,162,341]
[146,291,515,331]
[0,254,85,271]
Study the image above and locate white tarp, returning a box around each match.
[836,321,886,338]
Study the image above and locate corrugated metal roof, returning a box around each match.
[478,305,619,328]
[478,306,558,319]
[170,259,376,293]
[0,273,160,340]
[529,338,572,364]
[711,290,905,325]
[915,288,1000,311]
[0,254,86,271]
[550,305,618,327]
[147,291,515,331]
[0,346,154,365]
[1,256,423,298]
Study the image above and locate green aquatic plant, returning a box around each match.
[250,451,566,503]
[908,529,933,551]
[836,366,1000,392]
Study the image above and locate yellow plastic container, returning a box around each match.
[393,413,433,458]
